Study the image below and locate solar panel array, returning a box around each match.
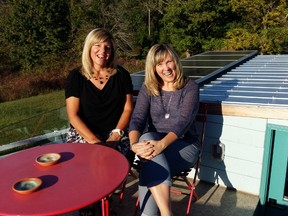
[199,54,288,107]
[131,50,254,92]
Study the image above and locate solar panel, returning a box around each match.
[199,54,288,107]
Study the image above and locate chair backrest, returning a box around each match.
[193,103,208,183]
[196,103,208,151]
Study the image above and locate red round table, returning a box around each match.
[0,143,129,216]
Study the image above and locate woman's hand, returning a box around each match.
[148,140,165,158]
[105,132,121,149]
[106,132,121,142]
[87,139,103,145]
[131,140,154,160]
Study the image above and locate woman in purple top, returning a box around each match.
[129,44,200,216]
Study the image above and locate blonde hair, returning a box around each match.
[144,44,186,96]
[81,28,117,79]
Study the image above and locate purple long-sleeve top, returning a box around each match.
[129,79,200,148]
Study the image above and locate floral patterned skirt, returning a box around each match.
[66,127,135,164]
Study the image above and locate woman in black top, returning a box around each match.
[65,28,134,163]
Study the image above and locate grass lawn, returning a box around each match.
[0,90,69,146]
[0,90,66,126]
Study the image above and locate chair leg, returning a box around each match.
[101,198,105,216]
[118,177,128,203]
[134,180,199,216]
[129,169,138,179]
[105,198,109,216]
[170,175,199,216]
[115,168,138,203]
[134,196,140,216]
[185,185,195,216]
[101,197,109,216]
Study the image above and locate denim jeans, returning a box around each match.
[138,132,200,216]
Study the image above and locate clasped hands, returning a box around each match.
[132,140,163,161]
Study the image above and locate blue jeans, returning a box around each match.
[138,132,200,216]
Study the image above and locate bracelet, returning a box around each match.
[110,129,124,137]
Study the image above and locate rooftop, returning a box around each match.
[200,54,288,108]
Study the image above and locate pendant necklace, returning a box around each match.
[161,92,173,119]
[92,75,109,84]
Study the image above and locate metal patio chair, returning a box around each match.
[133,103,208,216]
[170,103,207,215]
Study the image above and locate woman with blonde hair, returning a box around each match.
[65,28,134,214]
[66,27,134,158]
[129,44,200,216]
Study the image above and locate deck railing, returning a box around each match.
[0,106,69,156]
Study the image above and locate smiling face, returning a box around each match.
[155,54,177,85]
[90,41,112,68]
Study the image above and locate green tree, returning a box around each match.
[160,0,236,56]
[1,0,71,71]
[227,0,288,53]
[64,0,142,64]
[111,0,162,57]
[0,1,17,75]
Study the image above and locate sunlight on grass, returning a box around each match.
[0,90,66,127]
[0,91,68,146]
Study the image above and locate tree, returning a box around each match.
[159,0,236,56]
[111,0,162,57]
[227,0,288,53]
[0,0,287,78]
[1,0,71,71]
